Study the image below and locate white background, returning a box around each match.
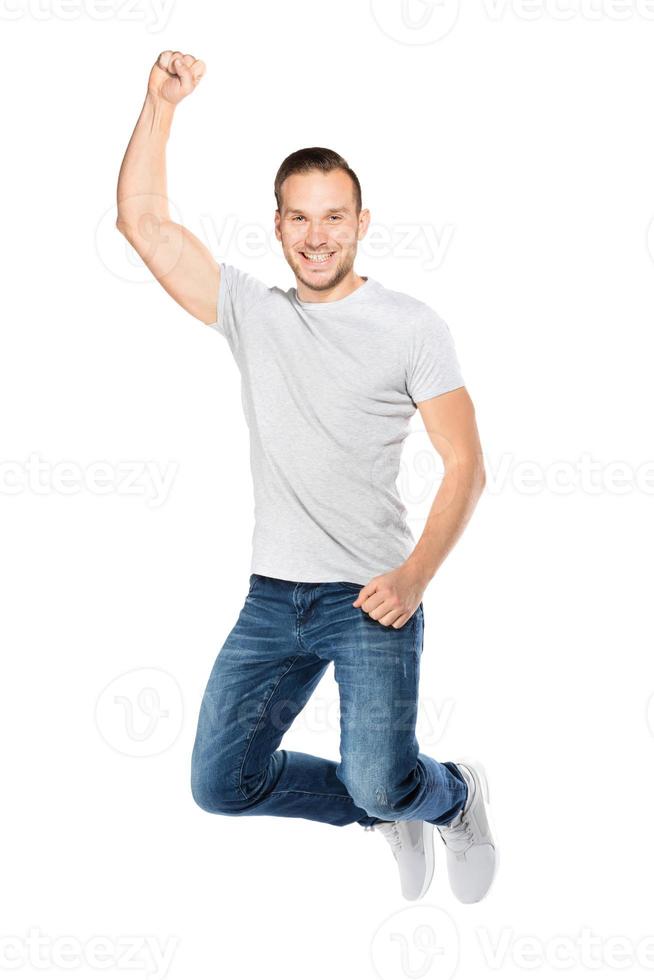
[2,1,653,978]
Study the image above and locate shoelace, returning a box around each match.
[438,814,474,853]
[374,821,403,856]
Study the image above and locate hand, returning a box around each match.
[147,51,206,106]
[352,563,427,629]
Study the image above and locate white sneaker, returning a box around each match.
[436,759,498,904]
[365,819,435,901]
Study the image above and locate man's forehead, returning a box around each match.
[284,203,353,215]
[280,170,356,212]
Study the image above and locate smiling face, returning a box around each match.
[274,169,370,295]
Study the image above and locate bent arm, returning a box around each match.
[407,386,486,586]
[116,80,219,325]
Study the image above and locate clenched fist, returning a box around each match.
[148,51,206,106]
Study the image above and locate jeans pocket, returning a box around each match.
[414,602,424,655]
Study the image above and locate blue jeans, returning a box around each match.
[191,574,468,828]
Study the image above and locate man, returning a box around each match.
[116,50,497,904]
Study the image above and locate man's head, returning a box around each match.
[274,147,370,293]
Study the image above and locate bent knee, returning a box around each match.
[340,772,401,821]
[191,782,226,815]
[191,774,244,815]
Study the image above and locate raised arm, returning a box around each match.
[116,51,220,325]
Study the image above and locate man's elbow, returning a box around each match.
[115,215,134,243]
[447,455,486,495]
[473,455,486,494]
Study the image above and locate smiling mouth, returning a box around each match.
[300,251,336,266]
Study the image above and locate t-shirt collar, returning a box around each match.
[291,276,374,310]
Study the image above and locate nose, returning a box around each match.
[303,221,329,250]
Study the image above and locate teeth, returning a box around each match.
[303,252,333,263]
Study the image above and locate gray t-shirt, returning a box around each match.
[208,263,465,585]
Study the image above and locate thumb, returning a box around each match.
[353,582,375,607]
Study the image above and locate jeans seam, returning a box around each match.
[269,789,354,800]
[236,655,303,800]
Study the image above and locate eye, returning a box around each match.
[329,215,342,221]
[292,215,305,222]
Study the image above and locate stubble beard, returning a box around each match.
[288,249,355,294]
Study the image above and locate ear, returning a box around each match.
[358,208,371,240]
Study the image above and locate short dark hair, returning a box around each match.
[274,147,362,214]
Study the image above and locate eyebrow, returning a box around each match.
[285,206,351,215]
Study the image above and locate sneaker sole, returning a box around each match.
[413,820,436,900]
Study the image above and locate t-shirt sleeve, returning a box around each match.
[207,262,270,350]
[405,307,465,406]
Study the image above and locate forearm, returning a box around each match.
[116,92,176,233]
[405,460,486,587]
